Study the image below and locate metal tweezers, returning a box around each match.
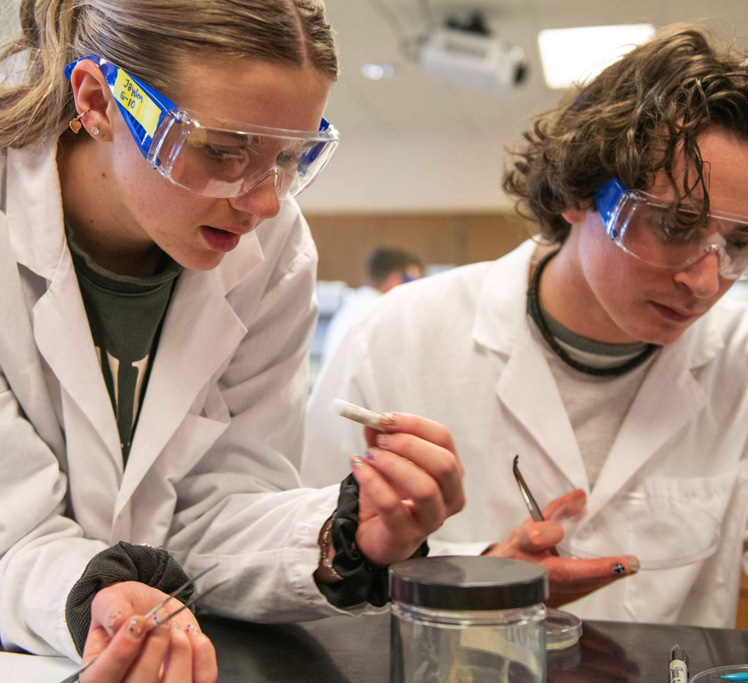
[59,563,222,683]
[513,454,559,556]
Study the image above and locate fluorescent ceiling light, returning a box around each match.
[538,24,655,89]
[361,63,395,80]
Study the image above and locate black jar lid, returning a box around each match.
[390,556,548,611]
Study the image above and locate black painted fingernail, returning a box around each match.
[612,563,626,575]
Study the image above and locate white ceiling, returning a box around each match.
[322,0,748,136]
[4,1,748,212]
[298,0,748,212]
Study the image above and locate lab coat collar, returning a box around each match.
[471,239,537,355]
[6,143,67,280]
[472,240,587,490]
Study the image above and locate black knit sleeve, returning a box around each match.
[65,541,192,655]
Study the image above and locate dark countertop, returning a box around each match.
[199,612,748,682]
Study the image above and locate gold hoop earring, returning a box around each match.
[69,108,90,134]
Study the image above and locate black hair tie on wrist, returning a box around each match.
[316,474,429,608]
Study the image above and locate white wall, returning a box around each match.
[297,131,515,213]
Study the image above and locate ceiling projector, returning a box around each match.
[419,28,527,94]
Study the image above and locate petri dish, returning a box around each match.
[690,664,748,682]
[553,493,720,570]
[546,609,582,651]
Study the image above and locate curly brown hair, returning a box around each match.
[503,25,748,243]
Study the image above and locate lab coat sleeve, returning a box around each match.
[304,312,495,561]
[0,369,107,659]
[164,216,373,622]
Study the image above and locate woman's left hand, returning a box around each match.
[351,412,465,566]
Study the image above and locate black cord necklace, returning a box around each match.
[527,250,659,377]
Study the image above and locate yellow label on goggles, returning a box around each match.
[113,69,161,138]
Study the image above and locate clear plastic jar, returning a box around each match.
[390,557,548,683]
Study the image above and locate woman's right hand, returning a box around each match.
[80,581,218,683]
[483,489,640,608]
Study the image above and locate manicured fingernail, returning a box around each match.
[351,455,364,469]
[381,412,397,427]
[171,620,180,631]
[128,617,144,637]
[612,563,626,575]
[626,556,640,574]
[185,624,192,632]
[365,449,375,461]
[375,434,391,449]
[106,610,122,634]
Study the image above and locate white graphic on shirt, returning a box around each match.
[94,347,150,423]
[107,352,120,413]
[131,356,149,428]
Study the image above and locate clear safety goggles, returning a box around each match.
[595,178,748,280]
[64,55,339,199]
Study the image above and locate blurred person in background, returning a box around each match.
[321,247,423,365]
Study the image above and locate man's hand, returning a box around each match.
[484,489,639,608]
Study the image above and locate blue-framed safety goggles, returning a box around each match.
[64,55,339,199]
[595,178,748,280]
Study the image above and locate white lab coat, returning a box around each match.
[0,143,349,659]
[304,239,748,627]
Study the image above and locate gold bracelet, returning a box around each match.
[319,514,342,581]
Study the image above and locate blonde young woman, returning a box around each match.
[0,1,465,681]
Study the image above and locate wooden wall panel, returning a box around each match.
[738,572,748,630]
[305,212,533,286]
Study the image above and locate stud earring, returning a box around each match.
[91,126,100,136]
[69,108,90,134]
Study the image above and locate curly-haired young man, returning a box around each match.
[304,26,748,627]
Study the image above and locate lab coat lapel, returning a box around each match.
[496,327,589,491]
[32,256,125,469]
[115,249,256,516]
[5,145,123,469]
[587,327,716,517]
[473,241,588,491]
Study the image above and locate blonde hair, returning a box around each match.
[0,0,338,148]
